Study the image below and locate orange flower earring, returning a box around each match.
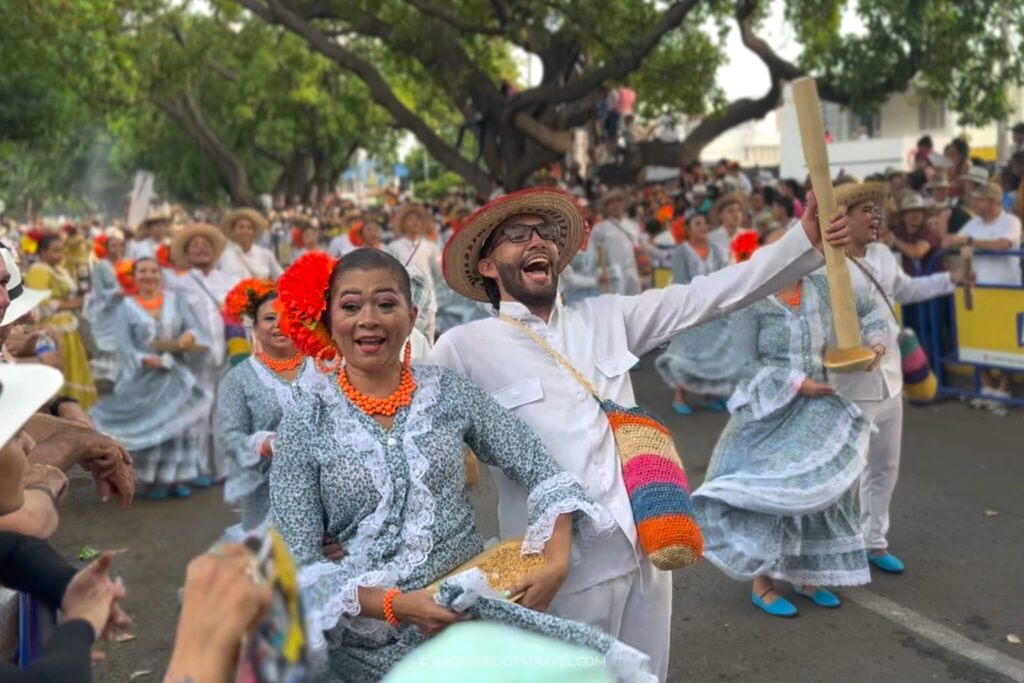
[315,345,342,374]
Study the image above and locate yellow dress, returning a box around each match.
[24,263,97,409]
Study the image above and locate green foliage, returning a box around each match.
[414,171,464,200]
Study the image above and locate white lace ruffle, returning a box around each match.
[604,640,660,683]
[727,366,806,419]
[434,567,505,612]
[522,472,616,554]
[223,430,274,503]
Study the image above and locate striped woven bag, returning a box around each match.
[499,315,703,570]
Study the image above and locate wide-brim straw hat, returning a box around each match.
[710,191,749,225]
[1,248,50,326]
[0,364,63,448]
[834,181,889,208]
[220,208,269,239]
[961,165,990,186]
[971,182,1002,201]
[143,205,172,225]
[598,187,629,212]
[392,203,432,234]
[899,192,928,212]
[171,222,227,269]
[442,187,587,303]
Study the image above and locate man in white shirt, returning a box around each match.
[429,187,851,681]
[707,191,748,261]
[836,182,962,574]
[127,209,170,260]
[216,208,283,282]
[590,189,641,294]
[168,223,237,483]
[943,182,1022,400]
[386,203,441,343]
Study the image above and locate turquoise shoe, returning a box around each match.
[706,397,727,411]
[672,402,692,415]
[145,487,169,500]
[794,586,840,608]
[751,589,797,617]
[172,484,193,498]
[867,551,904,574]
[191,475,213,488]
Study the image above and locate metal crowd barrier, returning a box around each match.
[908,248,1024,407]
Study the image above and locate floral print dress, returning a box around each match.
[217,355,309,531]
[693,273,887,587]
[271,363,655,682]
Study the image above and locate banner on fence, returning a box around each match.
[954,286,1024,370]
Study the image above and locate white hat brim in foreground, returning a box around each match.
[0,365,64,448]
[1,287,50,327]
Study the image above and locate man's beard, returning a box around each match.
[495,259,559,309]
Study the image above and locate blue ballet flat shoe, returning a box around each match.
[172,485,193,499]
[751,589,797,617]
[145,487,169,500]
[672,402,692,415]
[794,586,840,608]
[706,398,727,411]
[867,551,905,574]
[191,476,213,488]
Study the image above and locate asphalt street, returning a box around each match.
[52,362,1024,682]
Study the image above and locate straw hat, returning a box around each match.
[0,364,63,449]
[598,187,628,212]
[961,165,990,186]
[142,204,172,225]
[171,222,227,269]
[710,191,749,225]
[834,181,889,208]
[1,247,50,326]
[927,170,950,190]
[220,208,269,239]
[971,182,1002,202]
[392,203,432,234]
[442,187,587,303]
[899,193,927,213]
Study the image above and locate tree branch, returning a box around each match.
[509,0,700,112]
[402,0,505,36]
[237,0,494,194]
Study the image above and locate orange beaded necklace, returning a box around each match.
[777,281,802,308]
[135,293,163,316]
[256,351,303,373]
[336,343,415,417]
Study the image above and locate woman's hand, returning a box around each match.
[60,552,126,640]
[177,331,196,349]
[798,378,836,397]
[509,559,568,613]
[322,534,345,561]
[865,343,886,372]
[142,356,165,369]
[390,589,462,638]
[164,545,271,683]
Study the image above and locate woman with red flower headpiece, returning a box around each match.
[268,248,647,682]
[216,278,315,534]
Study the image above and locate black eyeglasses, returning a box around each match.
[493,222,559,246]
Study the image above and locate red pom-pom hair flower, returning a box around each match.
[115,259,137,295]
[155,242,173,269]
[290,227,303,249]
[93,234,108,260]
[276,250,338,359]
[223,278,275,325]
[730,229,760,263]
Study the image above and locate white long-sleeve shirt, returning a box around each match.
[838,243,954,402]
[429,225,824,594]
[216,242,283,282]
[590,217,641,295]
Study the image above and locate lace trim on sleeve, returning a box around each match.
[522,471,616,554]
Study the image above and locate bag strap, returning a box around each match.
[846,254,899,323]
[497,314,602,399]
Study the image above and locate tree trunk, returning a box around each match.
[273,150,313,204]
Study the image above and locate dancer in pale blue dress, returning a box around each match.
[271,248,653,682]
[84,228,126,389]
[90,257,213,499]
[693,266,887,617]
[655,213,742,414]
[217,279,310,532]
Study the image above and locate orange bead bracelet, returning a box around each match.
[382,587,402,627]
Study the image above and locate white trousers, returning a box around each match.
[856,395,904,551]
[548,556,672,682]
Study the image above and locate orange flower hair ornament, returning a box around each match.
[223,278,275,325]
[93,234,108,259]
[155,242,173,269]
[730,229,760,263]
[115,259,137,295]
[276,250,338,360]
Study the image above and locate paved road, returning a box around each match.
[52,363,1024,682]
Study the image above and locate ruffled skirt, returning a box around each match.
[655,314,744,398]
